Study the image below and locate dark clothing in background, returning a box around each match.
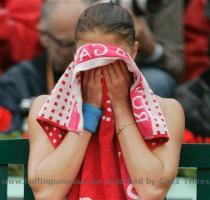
[0,54,62,131]
[143,0,184,81]
[0,54,46,131]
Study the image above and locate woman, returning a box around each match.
[28,2,184,200]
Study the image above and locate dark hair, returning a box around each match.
[75,2,135,46]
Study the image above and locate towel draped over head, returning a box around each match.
[37,43,169,200]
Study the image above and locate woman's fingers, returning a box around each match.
[82,71,88,87]
[103,61,128,86]
[82,68,103,108]
[84,60,129,85]
[94,68,102,86]
[107,63,118,81]
[113,60,129,84]
[89,69,95,83]
[119,60,128,77]
[112,61,122,78]
[119,60,133,84]
[103,65,112,86]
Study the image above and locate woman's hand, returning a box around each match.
[82,68,102,108]
[103,60,133,113]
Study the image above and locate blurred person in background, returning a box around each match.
[0,0,43,74]
[89,0,184,98]
[176,0,210,143]
[0,0,86,133]
[184,0,210,81]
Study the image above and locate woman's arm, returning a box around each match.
[28,95,92,200]
[103,61,184,200]
[113,99,184,200]
[28,68,102,200]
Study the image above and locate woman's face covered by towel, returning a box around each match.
[73,2,138,109]
[77,31,136,109]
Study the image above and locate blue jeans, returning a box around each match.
[141,67,176,98]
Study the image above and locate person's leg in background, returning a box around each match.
[141,67,176,98]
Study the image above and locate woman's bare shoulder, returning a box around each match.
[28,95,49,123]
[28,95,50,140]
[30,95,49,113]
[157,96,184,116]
[156,96,185,141]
